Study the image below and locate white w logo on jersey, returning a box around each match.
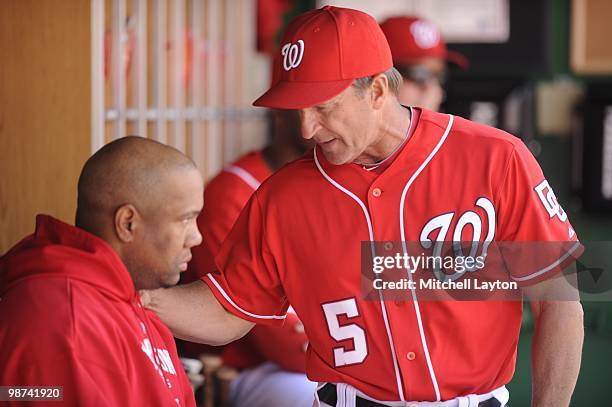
[281,40,305,71]
[420,197,496,282]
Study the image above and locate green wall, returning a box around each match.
[507,0,612,405]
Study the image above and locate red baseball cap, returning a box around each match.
[253,6,393,109]
[380,16,468,69]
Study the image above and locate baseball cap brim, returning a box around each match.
[446,50,469,69]
[253,78,354,109]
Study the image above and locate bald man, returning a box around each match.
[0,136,201,406]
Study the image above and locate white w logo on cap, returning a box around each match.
[281,40,305,71]
[410,21,440,49]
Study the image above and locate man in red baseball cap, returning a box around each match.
[253,5,404,166]
[253,5,398,110]
[143,6,583,407]
[380,16,468,111]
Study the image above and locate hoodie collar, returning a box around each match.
[1,215,135,300]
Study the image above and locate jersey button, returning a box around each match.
[406,351,416,361]
[384,241,393,251]
[372,188,382,197]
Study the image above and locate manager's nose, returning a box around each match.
[299,108,320,140]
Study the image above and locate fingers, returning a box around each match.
[139,289,151,308]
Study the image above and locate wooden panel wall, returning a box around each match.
[100,0,267,181]
[0,0,91,253]
[571,0,612,73]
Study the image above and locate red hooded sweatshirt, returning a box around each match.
[0,215,195,407]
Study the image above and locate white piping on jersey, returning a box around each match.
[313,148,406,402]
[225,165,261,190]
[398,114,455,402]
[511,240,581,282]
[206,274,287,320]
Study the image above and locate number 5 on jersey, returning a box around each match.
[322,298,368,367]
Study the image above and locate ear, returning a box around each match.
[114,204,139,243]
[369,73,389,110]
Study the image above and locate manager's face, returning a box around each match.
[298,83,381,165]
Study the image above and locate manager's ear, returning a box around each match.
[370,73,389,110]
[114,204,139,243]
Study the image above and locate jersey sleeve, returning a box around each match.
[246,312,308,372]
[495,140,582,286]
[222,312,307,372]
[203,190,289,326]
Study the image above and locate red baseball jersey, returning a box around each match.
[187,151,272,279]
[186,151,309,373]
[204,109,580,402]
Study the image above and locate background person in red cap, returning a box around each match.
[380,15,468,111]
[181,107,316,407]
[143,6,583,407]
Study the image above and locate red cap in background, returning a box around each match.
[253,5,393,109]
[380,16,468,69]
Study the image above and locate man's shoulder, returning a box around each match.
[454,114,521,148]
[205,150,270,197]
[255,150,319,198]
[1,276,131,342]
[2,276,74,319]
[0,275,148,377]
[419,109,523,156]
[231,150,267,171]
[0,277,88,359]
